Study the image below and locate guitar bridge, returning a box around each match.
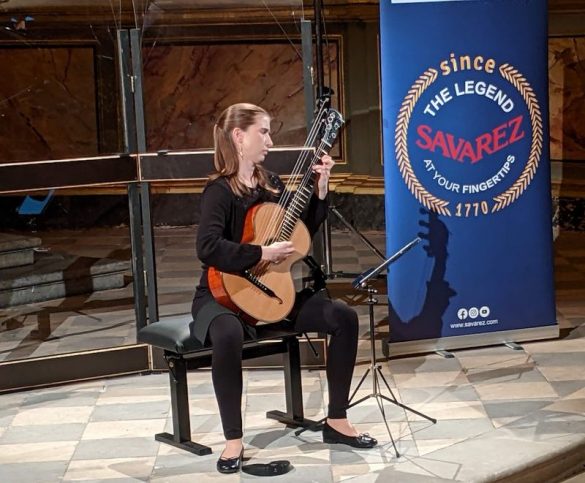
[243,270,283,304]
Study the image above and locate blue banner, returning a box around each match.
[380,0,557,346]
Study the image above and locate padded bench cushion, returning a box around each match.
[138,315,203,354]
[138,314,299,355]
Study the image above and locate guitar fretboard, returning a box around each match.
[274,107,342,243]
[277,146,328,241]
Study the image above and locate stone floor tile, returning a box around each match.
[245,445,332,465]
[340,466,455,483]
[0,441,78,463]
[543,398,585,414]
[0,422,86,443]
[96,394,170,406]
[527,351,585,366]
[473,381,558,400]
[328,442,408,466]
[156,431,226,455]
[63,456,155,481]
[151,474,238,483]
[414,437,469,456]
[537,365,585,382]
[397,384,480,404]
[376,455,463,481]
[345,399,407,424]
[405,400,487,421]
[82,419,167,440]
[72,437,160,460]
[187,414,224,434]
[0,461,69,483]
[331,462,390,483]
[21,390,101,408]
[482,399,556,419]
[11,406,94,426]
[408,418,494,440]
[0,408,18,428]
[188,397,223,415]
[186,383,217,397]
[262,463,333,483]
[105,373,169,388]
[90,401,170,421]
[388,355,463,374]
[151,453,224,480]
[465,362,548,385]
[393,371,469,388]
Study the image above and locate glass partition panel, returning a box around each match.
[0,2,140,370]
[0,1,137,162]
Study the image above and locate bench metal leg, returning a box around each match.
[266,336,317,428]
[156,357,212,455]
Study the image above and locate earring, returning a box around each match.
[239,146,244,160]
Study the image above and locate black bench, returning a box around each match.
[138,316,318,455]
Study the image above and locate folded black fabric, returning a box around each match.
[241,460,293,477]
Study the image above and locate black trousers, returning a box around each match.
[207,294,359,440]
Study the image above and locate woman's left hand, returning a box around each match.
[313,154,335,200]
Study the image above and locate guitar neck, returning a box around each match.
[278,148,326,242]
[276,108,343,242]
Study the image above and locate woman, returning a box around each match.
[192,103,377,474]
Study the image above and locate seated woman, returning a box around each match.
[191,103,377,474]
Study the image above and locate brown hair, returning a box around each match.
[211,102,277,197]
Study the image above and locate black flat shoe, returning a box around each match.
[216,448,244,474]
[323,422,378,449]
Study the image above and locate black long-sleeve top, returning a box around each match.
[192,173,328,316]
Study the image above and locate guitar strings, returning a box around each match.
[280,103,328,202]
[252,139,328,282]
[271,104,325,221]
[257,104,328,246]
[252,136,329,281]
[276,139,328,243]
[250,110,329,279]
[274,107,331,242]
[258,127,322,247]
[255,104,327,247]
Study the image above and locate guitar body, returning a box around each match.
[208,202,311,324]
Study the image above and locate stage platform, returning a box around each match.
[0,228,583,482]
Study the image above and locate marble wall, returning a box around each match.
[142,41,340,154]
[549,37,585,161]
[0,47,98,164]
[0,36,581,167]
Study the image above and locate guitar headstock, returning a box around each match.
[320,109,344,148]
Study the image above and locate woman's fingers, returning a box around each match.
[313,155,335,176]
[270,241,294,263]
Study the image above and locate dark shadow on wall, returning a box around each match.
[388,208,457,342]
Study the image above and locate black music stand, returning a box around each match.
[296,237,437,457]
[347,237,436,456]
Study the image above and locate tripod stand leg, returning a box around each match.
[375,366,436,423]
[346,394,372,410]
[376,365,398,399]
[348,367,371,404]
[375,394,400,458]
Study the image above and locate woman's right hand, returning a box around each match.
[261,241,295,264]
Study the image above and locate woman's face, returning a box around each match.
[240,114,273,165]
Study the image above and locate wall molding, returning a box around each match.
[24,161,584,198]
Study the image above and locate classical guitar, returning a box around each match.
[209,108,344,323]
